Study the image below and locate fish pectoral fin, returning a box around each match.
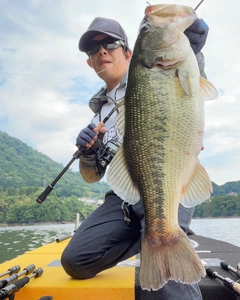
[200,77,219,101]
[180,160,212,207]
[177,70,192,96]
[107,143,140,204]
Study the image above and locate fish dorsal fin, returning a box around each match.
[106,97,140,204]
[200,76,219,101]
[180,160,212,207]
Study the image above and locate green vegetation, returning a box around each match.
[0,131,110,224]
[0,186,95,224]
[0,131,110,198]
[194,194,240,218]
[212,181,240,197]
[0,131,239,223]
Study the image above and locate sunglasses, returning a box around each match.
[86,38,125,56]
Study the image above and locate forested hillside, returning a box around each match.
[0,131,109,198]
[0,186,96,224]
[212,181,240,197]
[194,194,240,218]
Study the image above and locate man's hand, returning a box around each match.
[76,123,106,150]
[184,18,209,54]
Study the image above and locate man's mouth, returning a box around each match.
[99,60,112,65]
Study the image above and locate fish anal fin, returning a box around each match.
[140,228,205,291]
[180,160,212,207]
[200,77,219,101]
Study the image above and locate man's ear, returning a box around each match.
[125,49,132,63]
[87,58,92,68]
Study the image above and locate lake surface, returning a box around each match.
[0,223,75,264]
[0,218,239,264]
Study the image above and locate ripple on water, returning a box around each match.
[0,223,79,263]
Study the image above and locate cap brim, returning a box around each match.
[79,30,124,52]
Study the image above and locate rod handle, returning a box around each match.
[36,185,53,204]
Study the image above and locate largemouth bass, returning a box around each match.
[107,4,218,291]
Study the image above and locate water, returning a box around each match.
[0,218,239,264]
[0,223,75,264]
[191,218,240,248]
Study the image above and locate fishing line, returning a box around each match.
[89,51,128,76]
[0,68,98,82]
[0,49,129,82]
[0,71,67,81]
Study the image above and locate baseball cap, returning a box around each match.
[79,17,128,52]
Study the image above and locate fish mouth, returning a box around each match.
[155,60,180,69]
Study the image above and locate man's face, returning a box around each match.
[86,33,131,85]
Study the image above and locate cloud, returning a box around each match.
[199,86,240,184]
[0,0,240,185]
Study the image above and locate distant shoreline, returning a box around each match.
[0,216,239,228]
[0,221,75,227]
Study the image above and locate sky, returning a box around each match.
[0,0,240,186]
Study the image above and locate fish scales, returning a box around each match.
[125,62,197,232]
[125,65,168,228]
[107,3,218,291]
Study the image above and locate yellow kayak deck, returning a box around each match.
[1,235,240,300]
[0,239,136,300]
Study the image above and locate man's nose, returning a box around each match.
[98,45,107,55]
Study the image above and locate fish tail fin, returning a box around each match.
[140,229,205,291]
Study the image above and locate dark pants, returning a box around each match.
[61,192,202,300]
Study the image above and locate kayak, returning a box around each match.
[0,234,239,300]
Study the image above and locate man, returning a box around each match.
[61,15,209,299]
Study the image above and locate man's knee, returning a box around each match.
[61,249,98,279]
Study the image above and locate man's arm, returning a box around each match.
[80,151,103,183]
[77,123,106,183]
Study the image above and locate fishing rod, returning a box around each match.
[0,266,20,279]
[194,0,204,11]
[221,261,240,279]
[206,267,240,296]
[36,104,120,204]
[0,268,43,300]
[0,264,35,289]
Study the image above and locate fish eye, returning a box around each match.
[141,24,150,32]
[138,19,151,36]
